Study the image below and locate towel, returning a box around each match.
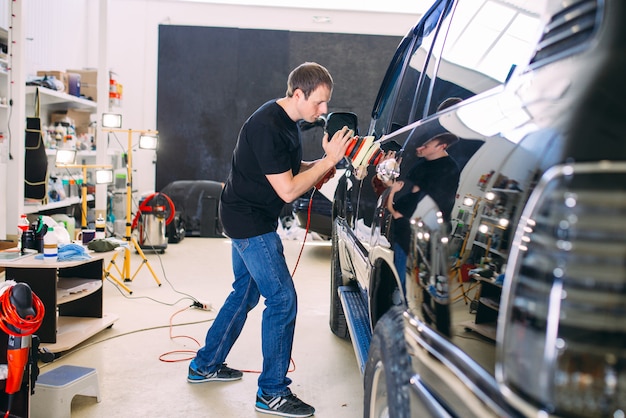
[58,243,92,261]
[34,243,92,261]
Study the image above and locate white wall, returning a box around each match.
[25,0,420,196]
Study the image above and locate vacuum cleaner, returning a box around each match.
[131,192,175,253]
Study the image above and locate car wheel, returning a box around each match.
[329,222,350,339]
[364,306,411,418]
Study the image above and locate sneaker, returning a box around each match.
[187,360,243,383]
[255,389,315,417]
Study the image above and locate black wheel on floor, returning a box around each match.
[329,222,349,339]
[364,306,411,418]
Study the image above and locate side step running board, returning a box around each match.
[338,286,372,374]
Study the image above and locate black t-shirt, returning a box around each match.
[392,155,460,252]
[219,100,301,239]
[402,155,459,219]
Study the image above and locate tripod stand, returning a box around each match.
[102,128,161,295]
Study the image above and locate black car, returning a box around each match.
[329,0,626,417]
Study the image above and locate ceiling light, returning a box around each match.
[312,16,331,23]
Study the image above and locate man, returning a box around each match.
[386,132,460,291]
[187,62,352,418]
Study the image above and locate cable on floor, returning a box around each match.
[158,306,296,375]
[99,129,210,307]
[159,305,202,363]
[38,314,215,371]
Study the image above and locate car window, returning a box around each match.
[370,0,543,142]
[424,0,542,117]
[369,0,452,140]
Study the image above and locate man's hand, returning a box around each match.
[386,180,405,219]
[390,180,404,193]
[266,126,352,202]
[322,126,353,166]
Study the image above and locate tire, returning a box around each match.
[329,222,350,339]
[364,306,411,418]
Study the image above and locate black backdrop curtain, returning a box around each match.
[155,25,401,191]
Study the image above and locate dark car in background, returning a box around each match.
[328,0,626,417]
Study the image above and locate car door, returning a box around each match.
[336,0,456,291]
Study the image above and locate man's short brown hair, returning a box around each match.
[286,62,333,99]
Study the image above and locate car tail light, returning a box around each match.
[497,162,626,417]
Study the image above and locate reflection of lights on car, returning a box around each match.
[565,193,578,208]
[498,218,509,227]
[485,191,496,200]
[463,196,476,206]
[479,224,490,234]
[416,231,431,241]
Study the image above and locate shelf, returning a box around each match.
[23,195,94,214]
[57,277,102,304]
[479,296,499,311]
[26,85,96,112]
[462,321,497,341]
[46,149,95,157]
[490,188,521,194]
[472,241,505,257]
[40,313,118,353]
[46,148,119,158]
[480,215,507,225]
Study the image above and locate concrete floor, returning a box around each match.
[36,237,363,417]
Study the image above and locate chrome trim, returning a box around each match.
[402,311,522,417]
[495,160,626,416]
[409,373,453,418]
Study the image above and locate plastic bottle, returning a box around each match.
[17,214,30,252]
[62,175,70,198]
[95,214,106,239]
[43,227,58,262]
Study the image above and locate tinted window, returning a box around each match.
[369,0,452,139]
[424,0,542,116]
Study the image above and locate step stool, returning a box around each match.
[31,365,100,418]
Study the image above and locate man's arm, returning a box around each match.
[267,126,353,203]
[386,181,405,219]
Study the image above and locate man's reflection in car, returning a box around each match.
[383,133,461,293]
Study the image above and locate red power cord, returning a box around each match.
[290,192,314,278]
[0,287,45,337]
[158,306,295,374]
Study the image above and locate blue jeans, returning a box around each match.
[193,231,297,396]
[393,242,407,294]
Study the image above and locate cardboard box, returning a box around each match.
[36,70,69,94]
[67,69,97,101]
[51,109,93,136]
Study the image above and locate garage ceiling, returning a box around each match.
[182,0,432,14]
